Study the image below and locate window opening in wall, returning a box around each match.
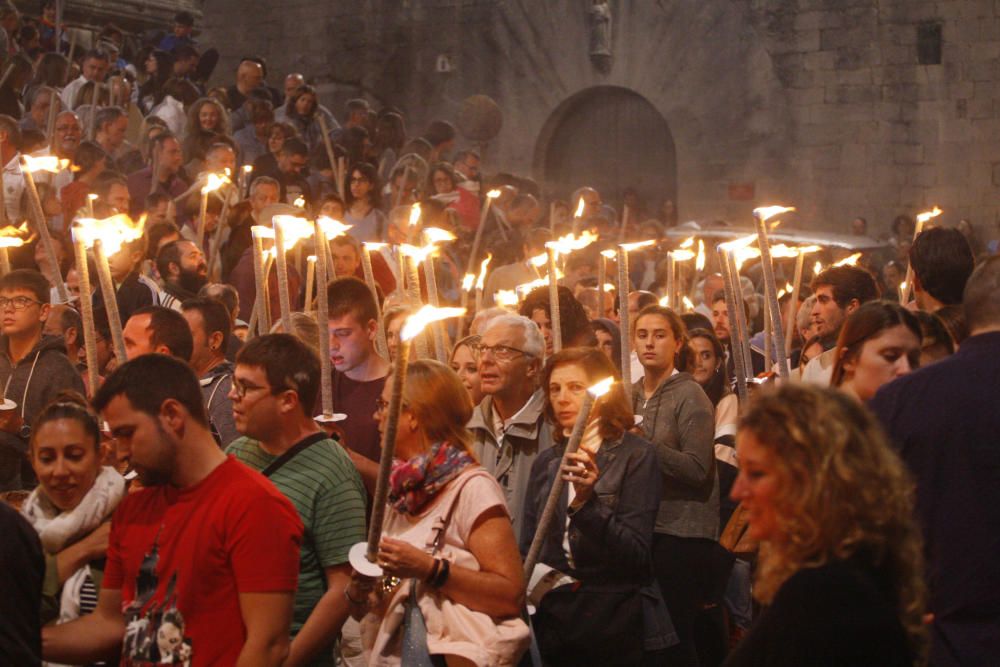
[917,22,942,65]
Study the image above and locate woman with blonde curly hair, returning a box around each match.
[725,384,926,666]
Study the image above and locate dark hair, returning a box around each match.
[634,303,695,372]
[688,327,730,405]
[913,310,954,360]
[93,353,208,427]
[174,10,195,26]
[130,306,194,362]
[56,304,82,334]
[0,269,50,303]
[541,347,634,444]
[181,297,231,353]
[94,106,126,133]
[236,334,319,417]
[427,162,460,193]
[589,318,621,371]
[82,49,110,64]
[155,239,189,280]
[280,137,308,158]
[423,120,456,147]
[326,276,378,325]
[285,84,316,119]
[933,304,968,346]
[909,228,974,306]
[519,285,593,349]
[72,140,109,179]
[145,221,180,260]
[831,301,922,387]
[811,265,880,309]
[681,312,713,333]
[344,161,381,209]
[30,391,100,453]
[94,172,127,201]
[0,113,21,149]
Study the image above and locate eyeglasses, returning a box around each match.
[473,343,532,361]
[232,378,271,399]
[0,296,43,310]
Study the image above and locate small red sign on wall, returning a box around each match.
[728,183,755,201]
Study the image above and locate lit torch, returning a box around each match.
[21,154,71,302]
[752,205,796,378]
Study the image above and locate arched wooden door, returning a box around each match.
[538,86,677,214]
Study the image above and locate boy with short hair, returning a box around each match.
[0,270,85,490]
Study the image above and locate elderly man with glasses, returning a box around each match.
[467,313,554,543]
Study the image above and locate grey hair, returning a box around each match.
[483,313,545,359]
[250,175,280,197]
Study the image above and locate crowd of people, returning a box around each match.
[0,4,996,667]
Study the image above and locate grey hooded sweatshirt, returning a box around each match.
[0,334,86,490]
[632,372,719,539]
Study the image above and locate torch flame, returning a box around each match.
[486,189,501,200]
[574,197,585,218]
[777,288,787,299]
[73,214,145,255]
[201,172,230,195]
[719,234,757,252]
[696,240,706,271]
[306,255,317,263]
[399,243,437,264]
[600,249,617,259]
[0,237,24,248]
[683,296,694,311]
[515,275,561,297]
[814,261,824,276]
[754,205,796,222]
[495,290,519,308]
[528,253,548,268]
[462,273,475,291]
[423,227,456,243]
[0,222,29,238]
[833,252,863,267]
[21,154,70,173]
[658,295,671,307]
[272,215,316,250]
[475,255,492,290]
[408,203,421,228]
[401,305,466,342]
[588,377,614,398]
[243,165,253,174]
[251,225,274,240]
[769,244,802,259]
[317,216,352,238]
[364,242,387,251]
[292,196,306,208]
[619,239,656,252]
[916,206,942,225]
[546,231,598,256]
[785,282,794,293]
[87,193,98,202]
[672,249,696,262]
[679,236,695,249]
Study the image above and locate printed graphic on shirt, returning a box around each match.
[121,531,193,666]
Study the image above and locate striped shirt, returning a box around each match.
[226,435,367,663]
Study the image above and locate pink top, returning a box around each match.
[361,467,530,666]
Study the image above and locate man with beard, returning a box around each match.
[156,240,208,312]
[42,354,303,666]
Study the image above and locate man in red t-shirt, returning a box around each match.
[42,354,303,667]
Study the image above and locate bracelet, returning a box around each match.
[344,585,365,606]
[425,558,441,584]
[430,558,450,588]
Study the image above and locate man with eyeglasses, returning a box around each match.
[0,270,85,491]
[467,313,553,542]
[227,334,365,667]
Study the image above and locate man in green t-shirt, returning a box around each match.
[226,334,366,667]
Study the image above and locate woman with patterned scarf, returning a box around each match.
[347,359,530,666]
[20,393,125,650]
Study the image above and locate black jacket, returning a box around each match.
[92,269,158,324]
[870,331,1000,666]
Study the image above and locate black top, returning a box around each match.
[0,503,44,665]
[869,331,1000,666]
[724,555,912,667]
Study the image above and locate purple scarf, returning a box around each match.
[388,441,475,515]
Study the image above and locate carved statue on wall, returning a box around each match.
[589,0,612,71]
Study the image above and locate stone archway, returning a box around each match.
[535,86,677,212]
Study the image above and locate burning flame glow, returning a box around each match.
[588,377,614,398]
[916,206,942,225]
[574,197,585,218]
[363,242,387,251]
[814,261,824,276]
[696,240,706,272]
[292,196,306,208]
[402,305,466,342]
[21,154,70,173]
[754,205,796,222]
[243,165,253,174]
[202,172,230,195]
[475,255,492,290]
[74,214,145,255]
[251,225,274,240]
[515,275,561,297]
[399,243,437,264]
[0,237,24,248]
[672,249,696,262]
[547,231,598,256]
[272,215,316,250]
[423,227,456,243]
[408,203,421,228]
[529,253,548,268]
[0,222,29,238]
[619,239,656,252]
[834,252,862,267]
[494,290,519,307]
[486,189,501,200]
[600,249,617,259]
[683,296,694,311]
[462,273,475,291]
[679,236,695,249]
[658,295,671,307]
[317,216,352,238]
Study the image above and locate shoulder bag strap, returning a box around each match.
[261,432,327,478]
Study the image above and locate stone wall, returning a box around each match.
[199,0,1000,238]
